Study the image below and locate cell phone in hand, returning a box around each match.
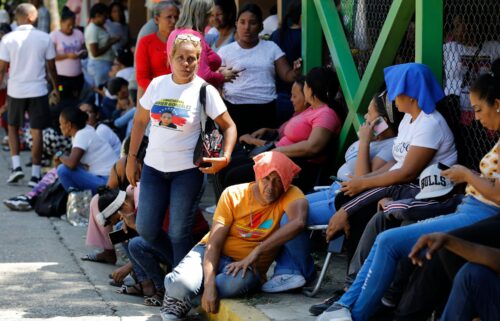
[108,228,138,245]
[330,175,345,183]
[372,116,389,136]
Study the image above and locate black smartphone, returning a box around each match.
[437,162,450,171]
[108,228,138,245]
[330,175,345,183]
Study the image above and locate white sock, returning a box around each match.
[11,155,21,169]
[32,165,41,178]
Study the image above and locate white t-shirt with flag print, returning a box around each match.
[139,74,227,172]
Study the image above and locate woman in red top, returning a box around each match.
[135,1,180,99]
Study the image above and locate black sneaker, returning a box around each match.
[160,295,191,321]
[7,167,24,184]
[309,289,346,316]
[28,176,40,188]
[3,195,32,211]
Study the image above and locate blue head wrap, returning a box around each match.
[384,63,444,114]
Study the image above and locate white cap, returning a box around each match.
[415,164,454,200]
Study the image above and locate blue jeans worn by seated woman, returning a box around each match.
[273,182,341,280]
[136,165,204,267]
[57,164,108,194]
[335,195,499,321]
[440,263,500,321]
[164,244,261,304]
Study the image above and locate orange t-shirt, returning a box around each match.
[200,183,305,276]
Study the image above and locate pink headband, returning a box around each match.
[253,151,301,191]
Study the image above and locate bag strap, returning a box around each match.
[199,83,208,132]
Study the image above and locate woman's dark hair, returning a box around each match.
[236,3,263,25]
[96,186,120,212]
[116,48,133,67]
[109,1,127,25]
[305,66,340,108]
[294,75,306,90]
[90,3,109,19]
[60,107,88,130]
[107,77,129,96]
[470,58,500,106]
[60,6,75,21]
[214,0,237,28]
[279,0,301,42]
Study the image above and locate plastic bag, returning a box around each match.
[65,189,92,226]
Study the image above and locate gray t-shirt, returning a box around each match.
[85,22,114,61]
[337,138,395,181]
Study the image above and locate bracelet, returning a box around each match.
[128,153,137,158]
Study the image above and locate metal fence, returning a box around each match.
[337,0,499,170]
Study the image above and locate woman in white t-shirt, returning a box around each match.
[326,63,457,251]
[217,3,301,136]
[126,33,237,267]
[56,107,119,194]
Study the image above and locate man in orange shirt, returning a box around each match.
[160,151,308,320]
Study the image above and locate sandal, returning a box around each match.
[116,283,144,296]
[144,289,165,307]
[81,253,116,264]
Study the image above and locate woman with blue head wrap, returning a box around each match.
[316,65,500,321]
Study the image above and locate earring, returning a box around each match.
[497,108,500,113]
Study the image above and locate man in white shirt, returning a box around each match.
[0,3,59,186]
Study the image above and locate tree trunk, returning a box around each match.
[44,0,60,31]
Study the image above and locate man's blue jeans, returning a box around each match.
[136,165,204,267]
[336,196,499,321]
[57,164,108,194]
[129,236,171,289]
[272,182,341,280]
[441,263,500,321]
[164,244,261,304]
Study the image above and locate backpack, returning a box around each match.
[34,179,68,217]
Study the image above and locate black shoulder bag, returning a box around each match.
[193,83,224,167]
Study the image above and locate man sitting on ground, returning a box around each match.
[160,151,308,320]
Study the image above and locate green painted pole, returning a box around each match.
[302,0,323,73]
[416,0,443,84]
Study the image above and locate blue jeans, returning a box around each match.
[129,236,171,289]
[441,263,500,321]
[337,196,499,321]
[87,59,112,87]
[136,165,204,267]
[273,182,341,280]
[164,244,261,304]
[57,164,108,194]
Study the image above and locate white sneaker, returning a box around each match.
[7,167,24,184]
[316,303,352,321]
[261,274,306,293]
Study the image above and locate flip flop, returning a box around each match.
[81,253,116,264]
[116,284,143,296]
[144,290,165,307]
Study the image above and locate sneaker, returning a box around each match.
[28,176,40,188]
[261,274,306,293]
[160,295,191,321]
[7,167,24,183]
[3,195,32,211]
[309,289,345,316]
[316,303,352,321]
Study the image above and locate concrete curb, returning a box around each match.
[199,299,271,321]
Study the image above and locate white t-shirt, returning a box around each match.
[444,41,500,111]
[218,40,284,104]
[139,74,227,172]
[72,125,119,176]
[391,111,457,171]
[116,67,134,82]
[96,123,121,157]
[0,24,56,98]
[337,138,395,181]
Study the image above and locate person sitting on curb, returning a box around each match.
[159,151,307,320]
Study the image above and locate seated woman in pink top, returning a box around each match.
[215,67,343,196]
[166,0,238,88]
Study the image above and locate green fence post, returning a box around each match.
[415,0,443,84]
[302,0,323,73]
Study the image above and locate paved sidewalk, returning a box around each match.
[0,148,347,321]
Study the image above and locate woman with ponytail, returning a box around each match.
[56,107,118,193]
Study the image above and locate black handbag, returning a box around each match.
[193,83,224,167]
[34,179,68,217]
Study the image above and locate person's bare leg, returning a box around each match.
[30,128,42,166]
[8,124,19,156]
